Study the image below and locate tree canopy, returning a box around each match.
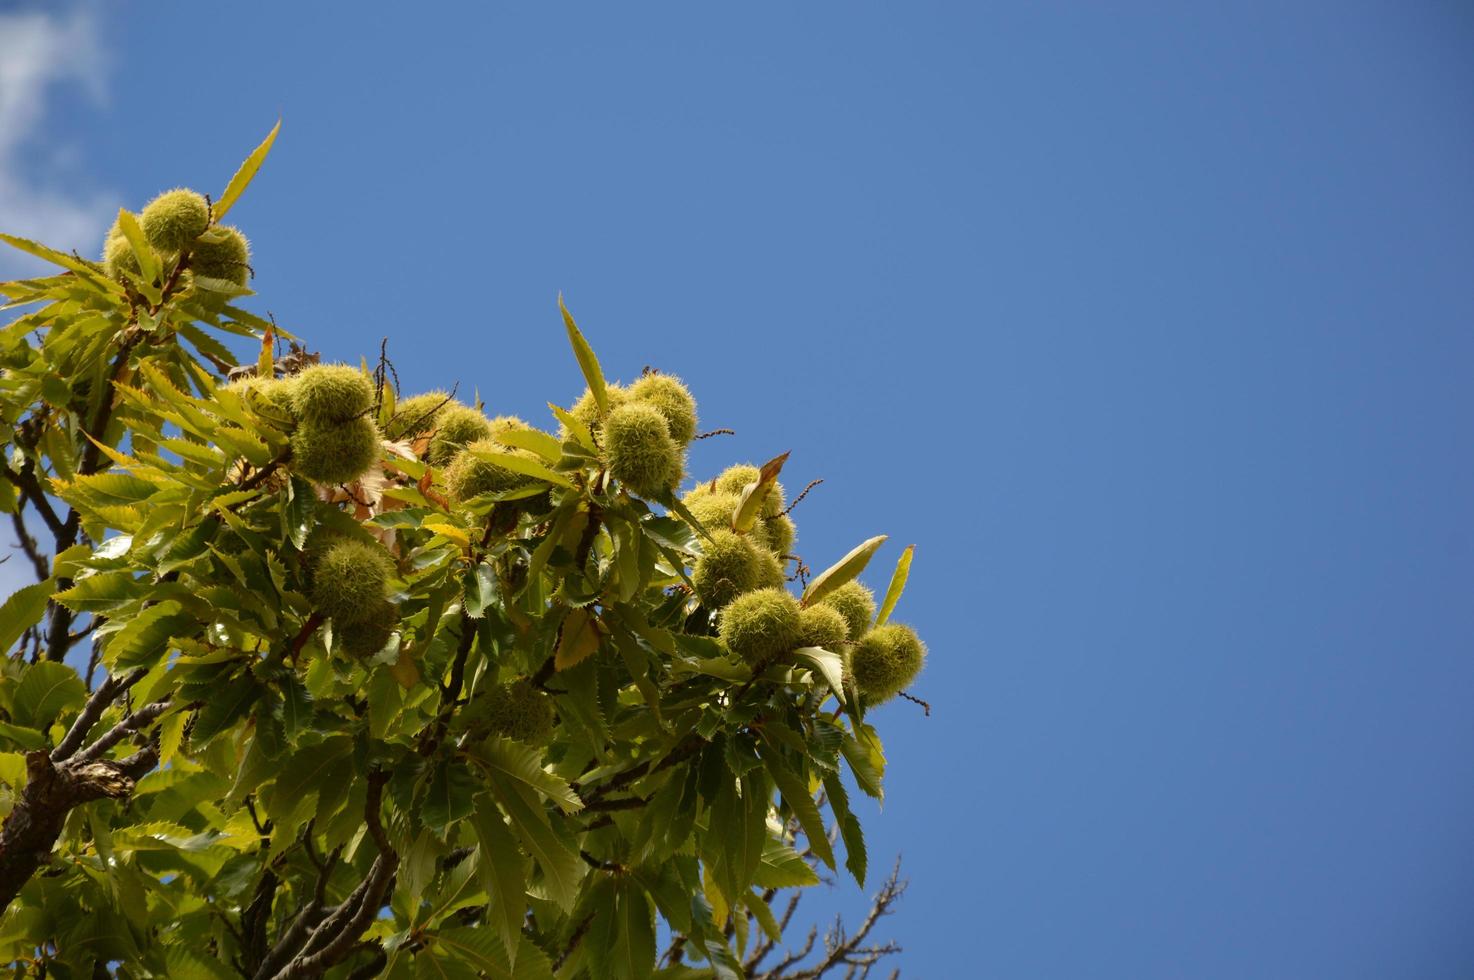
[0,125,927,979]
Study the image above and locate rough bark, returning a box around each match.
[0,746,156,910]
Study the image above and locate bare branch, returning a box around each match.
[269,773,397,979]
[50,668,146,763]
[73,699,171,764]
[8,511,48,581]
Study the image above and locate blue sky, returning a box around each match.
[4,2,1474,976]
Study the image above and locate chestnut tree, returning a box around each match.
[0,126,927,979]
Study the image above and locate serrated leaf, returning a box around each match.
[262,734,353,828]
[215,119,281,222]
[54,471,160,509]
[558,296,607,415]
[663,493,716,545]
[12,661,86,730]
[613,878,656,980]
[158,710,186,766]
[278,675,313,738]
[471,794,530,969]
[435,926,507,976]
[707,770,768,907]
[759,744,835,870]
[52,571,149,613]
[487,774,583,912]
[0,234,124,290]
[752,838,821,889]
[422,757,479,833]
[548,402,595,451]
[875,543,914,627]
[823,772,867,887]
[800,535,888,606]
[792,646,845,705]
[841,724,886,801]
[188,674,261,747]
[105,600,192,670]
[470,737,582,813]
[0,579,54,655]
[747,889,783,943]
[554,605,603,672]
[463,564,498,619]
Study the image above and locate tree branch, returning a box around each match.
[0,743,158,912]
[50,668,146,763]
[73,699,171,764]
[8,510,49,582]
[269,773,397,979]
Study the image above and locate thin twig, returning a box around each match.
[50,669,146,763]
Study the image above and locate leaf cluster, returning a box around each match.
[0,125,926,979]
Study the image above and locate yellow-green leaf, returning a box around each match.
[558,295,607,415]
[493,427,562,464]
[114,209,158,284]
[0,580,54,655]
[875,543,914,627]
[468,446,573,488]
[215,119,281,222]
[554,606,603,672]
[801,535,888,607]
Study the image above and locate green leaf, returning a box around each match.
[706,770,768,907]
[105,600,192,670]
[435,927,510,977]
[493,427,562,464]
[471,793,530,969]
[558,295,608,415]
[752,839,820,889]
[0,234,124,291]
[278,674,313,739]
[214,119,281,221]
[162,946,237,980]
[547,402,596,451]
[613,879,657,980]
[759,744,835,870]
[663,493,716,545]
[792,646,846,705]
[486,774,583,912]
[640,515,696,553]
[54,471,161,509]
[469,737,582,813]
[467,445,574,488]
[731,452,788,534]
[0,722,45,752]
[52,571,150,613]
[114,209,158,284]
[746,889,783,943]
[188,673,261,747]
[875,543,914,627]
[0,579,54,655]
[463,564,498,619]
[800,534,888,606]
[421,757,478,834]
[283,475,314,549]
[840,723,886,801]
[12,661,86,730]
[823,773,867,887]
[0,752,28,791]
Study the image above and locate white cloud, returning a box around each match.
[0,7,113,276]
